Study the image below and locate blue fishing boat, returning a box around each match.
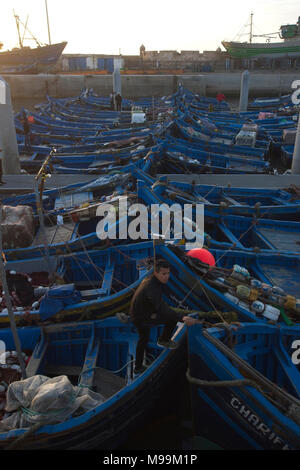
[137,178,300,252]
[0,316,187,449]
[249,95,293,111]
[0,242,155,327]
[159,147,269,174]
[149,176,300,220]
[172,121,269,161]
[3,239,299,328]
[1,186,139,261]
[159,244,300,325]
[208,247,300,299]
[187,322,300,449]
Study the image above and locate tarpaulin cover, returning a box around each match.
[39,284,82,320]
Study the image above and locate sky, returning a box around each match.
[0,0,299,55]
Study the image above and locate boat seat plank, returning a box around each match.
[218,223,244,249]
[258,262,300,297]
[93,367,126,398]
[26,330,48,377]
[80,261,115,299]
[271,197,290,206]
[101,260,115,294]
[195,194,211,204]
[258,228,300,252]
[79,328,100,389]
[81,288,110,300]
[222,196,245,206]
[252,229,276,250]
[44,365,125,399]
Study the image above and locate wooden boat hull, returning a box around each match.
[188,323,300,449]
[222,39,300,59]
[0,242,155,327]
[0,317,187,449]
[0,42,67,73]
[150,178,300,220]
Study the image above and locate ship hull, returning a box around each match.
[222,39,300,59]
[0,41,67,73]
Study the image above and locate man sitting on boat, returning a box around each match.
[130,259,197,375]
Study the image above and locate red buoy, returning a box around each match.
[28,116,35,124]
[187,248,216,267]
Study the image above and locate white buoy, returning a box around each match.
[239,70,250,113]
[291,114,300,174]
[0,76,21,175]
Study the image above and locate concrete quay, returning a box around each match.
[3,71,300,100]
[0,174,299,198]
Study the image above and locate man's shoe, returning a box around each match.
[116,312,130,324]
[133,364,148,375]
[157,338,178,349]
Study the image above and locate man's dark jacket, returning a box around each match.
[130,274,184,325]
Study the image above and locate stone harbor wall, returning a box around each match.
[3,72,300,100]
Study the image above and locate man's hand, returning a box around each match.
[182,316,199,326]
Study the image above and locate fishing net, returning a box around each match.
[0,374,104,430]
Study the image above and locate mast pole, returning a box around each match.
[45,0,52,45]
[0,207,27,379]
[250,12,253,44]
[13,10,23,49]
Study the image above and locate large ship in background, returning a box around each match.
[222,15,300,59]
[0,41,67,73]
[0,8,67,73]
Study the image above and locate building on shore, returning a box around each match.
[56,45,300,74]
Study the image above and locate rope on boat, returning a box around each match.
[186,368,258,389]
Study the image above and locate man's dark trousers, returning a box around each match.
[133,316,178,370]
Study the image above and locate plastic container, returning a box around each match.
[262,305,281,322]
[224,293,239,304]
[272,286,285,296]
[251,279,262,289]
[238,301,250,310]
[251,301,265,314]
[232,265,250,281]
[215,277,227,288]
[261,284,272,296]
